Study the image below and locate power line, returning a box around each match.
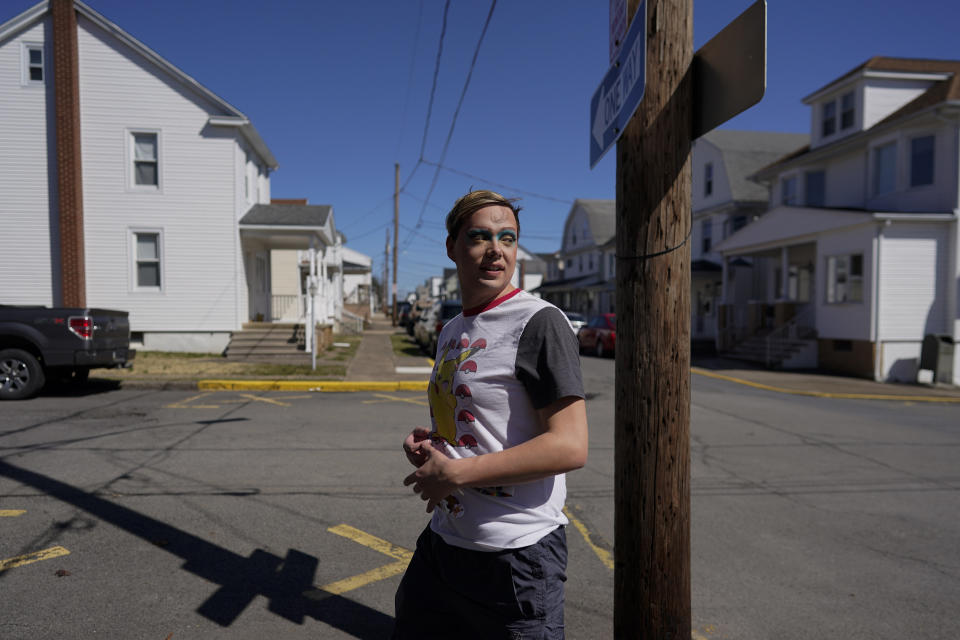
[417,0,451,163]
[394,0,425,160]
[403,0,498,250]
[420,160,574,204]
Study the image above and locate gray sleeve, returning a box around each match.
[515,307,585,409]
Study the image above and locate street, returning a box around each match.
[1,358,958,639]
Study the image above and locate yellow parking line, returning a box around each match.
[165,392,219,409]
[364,393,429,407]
[692,367,960,403]
[236,393,290,407]
[315,559,409,595]
[328,524,413,561]
[0,546,70,572]
[0,510,26,517]
[563,506,614,570]
[304,524,414,596]
[198,380,429,392]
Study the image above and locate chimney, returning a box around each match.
[51,0,85,308]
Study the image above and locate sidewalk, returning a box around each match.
[691,357,960,402]
[116,316,960,402]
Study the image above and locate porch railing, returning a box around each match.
[763,305,816,367]
[271,294,302,321]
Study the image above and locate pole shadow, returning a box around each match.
[0,459,394,638]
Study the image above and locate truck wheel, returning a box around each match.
[0,348,46,400]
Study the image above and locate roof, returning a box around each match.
[569,199,615,246]
[804,57,960,102]
[240,204,332,227]
[700,130,809,201]
[756,57,960,180]
[0,1,277,168]
[712,207,875,255]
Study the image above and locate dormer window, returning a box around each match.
[840,92,855,129]
[704,162,713,196]
[822,102,836,137]
[781,176,798,205]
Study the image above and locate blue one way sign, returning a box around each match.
[590,1,646,168]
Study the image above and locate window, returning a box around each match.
[872,141,897,195]
[24,44,44,83]
[781,176,798,205]
[822,101,836,137]
[840,92,855,129]
[609,253,615,277]
[133,232,162,289]
[805,170,825,207]
[725,215,747,238]
[701,219,712,254]
[131,132,159,187]
[826,254,863,303]
[910,135,934,187]
[704,162,713,196]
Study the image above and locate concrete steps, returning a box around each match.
[225,323,306,360]
[725,335,816,368]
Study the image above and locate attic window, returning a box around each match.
[704,163,713,196]
[822,102,836,138]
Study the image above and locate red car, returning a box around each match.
[578,313,616,357]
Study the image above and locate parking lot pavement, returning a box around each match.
[0,389,616,639]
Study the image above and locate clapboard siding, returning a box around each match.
[878,224,949,339]
[0,19,54,305]
[77,16,240,331]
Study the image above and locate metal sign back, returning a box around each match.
[692,0,767,139]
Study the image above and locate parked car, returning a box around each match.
[397,301,412,330]
[578,313,616,358]
[0,304,134,400]
[563,311,587,334]
[416,300,463,356]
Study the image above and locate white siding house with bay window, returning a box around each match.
[714,57,960,385]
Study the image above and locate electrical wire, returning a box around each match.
[394,0,425,161]
[420,160,573,204]
[402,0,498,250]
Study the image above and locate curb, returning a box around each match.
[692,367,960,403]
[196,379,429,392]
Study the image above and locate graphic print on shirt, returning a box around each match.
[428,332,513,518]
[428,334,485,448]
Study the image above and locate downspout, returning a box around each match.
[872,221,883,381]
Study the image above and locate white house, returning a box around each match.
[690,130,809,348]
[0,0,343,353]
[714,57,960,385]
[536,199,616,315]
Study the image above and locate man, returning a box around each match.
[393,190,588,639]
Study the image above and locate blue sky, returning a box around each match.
[4,0,959,297]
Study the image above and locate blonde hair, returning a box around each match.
[445,190,521,241]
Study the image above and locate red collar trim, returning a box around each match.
[463,288,522,316]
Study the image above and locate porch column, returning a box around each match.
[720,256,728,303]
[780,247,789,300]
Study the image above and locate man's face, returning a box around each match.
[446,205,518,307]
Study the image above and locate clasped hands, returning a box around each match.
[402,426,460,513]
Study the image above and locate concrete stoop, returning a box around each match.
[226,323,306,360]
[724,336,817,369]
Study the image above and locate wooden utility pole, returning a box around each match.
[614,0,692,637]
[392,163,399,326]
[384,228,390,317]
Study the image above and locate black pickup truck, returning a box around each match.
[0,305,134,400]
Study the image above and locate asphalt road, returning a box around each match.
[1,358,957,639]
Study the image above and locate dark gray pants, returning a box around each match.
[392,525,567,639]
